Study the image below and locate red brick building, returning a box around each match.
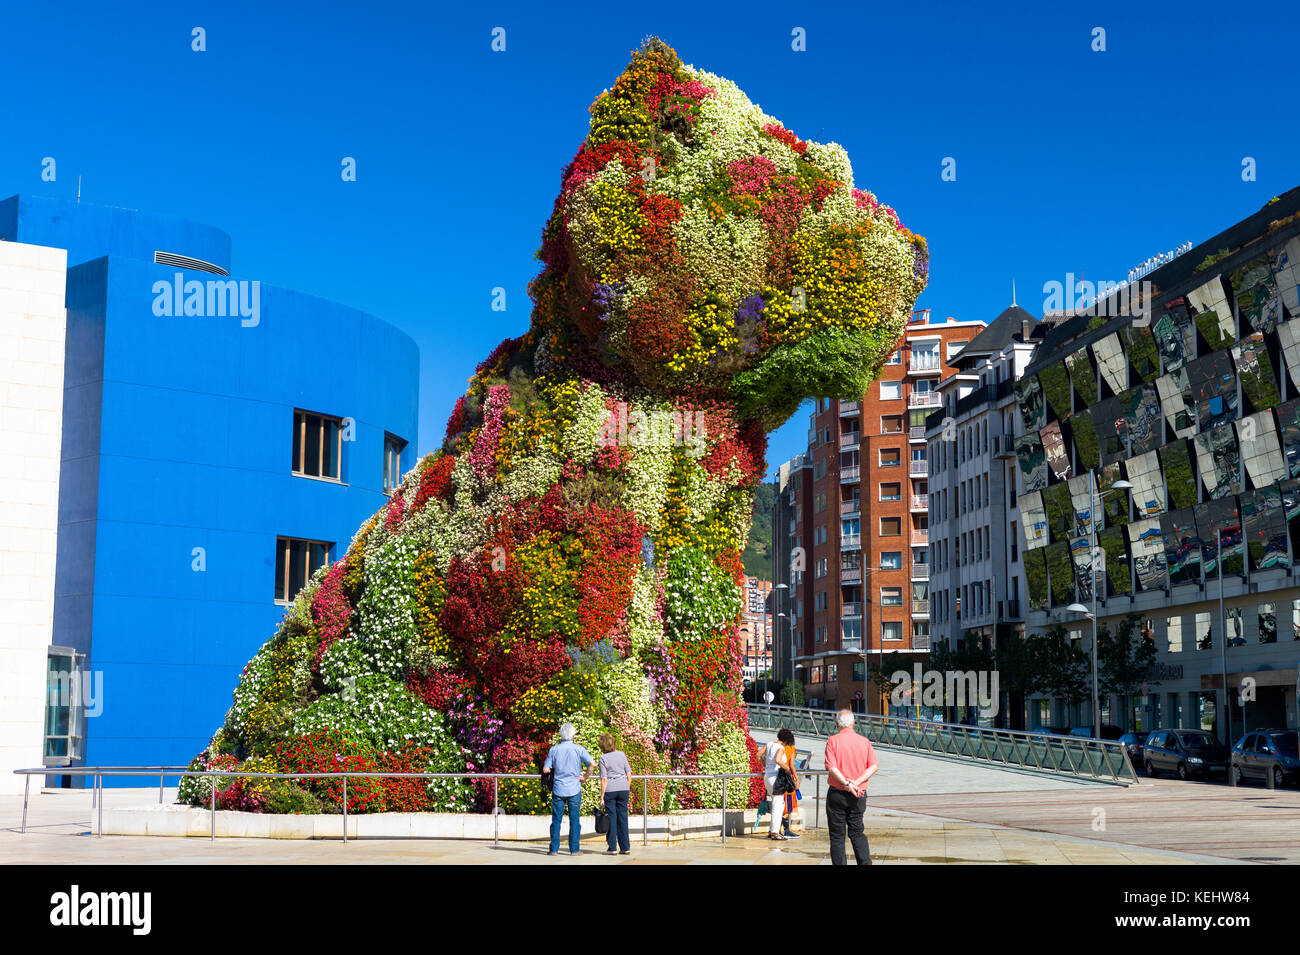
[789,309,985,713]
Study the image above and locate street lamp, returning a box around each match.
[1066,473,1131,738]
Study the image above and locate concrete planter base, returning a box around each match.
[102,804,757,842]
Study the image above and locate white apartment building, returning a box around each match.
[926,305,1039,681]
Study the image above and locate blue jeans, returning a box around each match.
[550,792,582,853]
[604,790,630,852]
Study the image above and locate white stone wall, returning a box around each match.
[0,241,67,792]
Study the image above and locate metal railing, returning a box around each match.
[744,705,1137,785]
[12,766,834,844]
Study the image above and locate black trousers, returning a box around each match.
[826,788,871,865]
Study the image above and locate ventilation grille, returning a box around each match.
[154,251,229,276]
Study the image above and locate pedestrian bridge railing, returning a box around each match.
[12,765,832,846]
[744,705,1137,785]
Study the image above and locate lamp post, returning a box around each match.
[1067,473,1132,735]
[1217,528,1232,745]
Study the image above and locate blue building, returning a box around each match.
[0,195,419,783]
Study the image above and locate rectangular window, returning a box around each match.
[880,517,901,536]
[882,415,904,434]
[827,664,838,682]
[880,587,903,606]
[880,483,901,501]
[275,536,333,603]
[880,381,902,401]
[43,647,85,765]
[880,551,902,570]
[882,621,903,641]
[383,433,407,493]
[1258,603,1276,644]
[880,448,901,468]
[885,351,902,365]
[292,409,342,480]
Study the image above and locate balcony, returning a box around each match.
[840,499,860,517]
[909,459,928,476]
[910,562,930,579]
[840,465,860,483]
[911,599,930,616]
[908,392,942,409]
[910,494,928,511]
[911,529,928,546]
[841,636,863,652]
[999,599,1023,620]
[839,400,860,415]
[908,355,942,376]
[842,601,862,617]
[840,567,862,584]
[992,433,1016,458]
[839,431,860,449]
[909,426,927,442]
[912,633,931,650]
[841,533,862,550]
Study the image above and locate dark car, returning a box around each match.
[1030,726,1070,737]
[1068,725,1124,741]
[1143,728,1230,780]
[1231,730,1300,788]
[1118,731,1150,766]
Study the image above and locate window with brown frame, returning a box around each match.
[292,409,342,480]
[880,517,902,536]
[274,537,332,603]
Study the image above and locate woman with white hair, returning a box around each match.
[542,722,594,856]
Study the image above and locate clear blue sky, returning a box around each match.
[5,0,1298,472]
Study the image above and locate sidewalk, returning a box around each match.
[0,788,1233,864]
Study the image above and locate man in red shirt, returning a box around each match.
[822,708,879,865]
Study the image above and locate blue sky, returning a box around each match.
[5,0,1299,471]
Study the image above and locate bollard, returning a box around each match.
[643,777,649,846]
[493,777,500,848]
[1229,763,1238,787]
[1266,765,1277,790]
[97,774,103,838]
[721,777,728,845]
[815,773,820,830]
[342,776,348,843]
[210,776,217,841]
[21,774,30,835]
[160,770,165,804]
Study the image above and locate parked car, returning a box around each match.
[1144,729,1230,780]
[1030,726,1070,737]
[1118,731,1150,766]
[1067,725,1124,741]
[1231,729,1300,788]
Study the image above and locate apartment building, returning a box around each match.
[786,309,986,713]
[1016,188,1300,740]
[739,576,774,681]
[925,304,1039,722]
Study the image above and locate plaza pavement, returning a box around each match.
[0,785,1234,865]
[753,728,1300,864]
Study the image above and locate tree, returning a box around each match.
[992,634,1039,730]
[1028,625,1089,712]
[1097,613,1158,728]
[778,678,805,707]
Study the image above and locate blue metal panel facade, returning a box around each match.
[11,195,419,778]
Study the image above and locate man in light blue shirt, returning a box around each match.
[543,722,594,855]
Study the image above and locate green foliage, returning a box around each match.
[1038,365,1073,420]
[730,326,893,430]
[1097,614,1158,697]
[1067,412,1100,472]
[1195,309,1235,351]
[1065,349,1098,407]
[1027,625,1089,705]
[1159,441,1197,510]
[741,482,775,579]
[1098,526,1131,596]
[664,544,744,638]
[1024,548,1049,610]
[1122,325,1160,382]
[1044,541,1074,606]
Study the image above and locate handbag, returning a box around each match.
[540,769,554,792]
[595,806,610,834]
[773,766,796,796]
